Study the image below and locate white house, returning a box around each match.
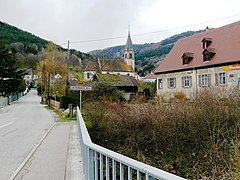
[154,21,240,100]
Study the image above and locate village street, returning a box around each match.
[0,90,54,180]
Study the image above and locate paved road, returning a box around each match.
[15,123,71,180]
[0,90,54,180]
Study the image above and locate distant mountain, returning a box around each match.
[0,21,90,69]
[89,30,204,76]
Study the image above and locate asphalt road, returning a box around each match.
[0,90,54,180]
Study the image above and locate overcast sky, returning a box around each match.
[0,0,240,53]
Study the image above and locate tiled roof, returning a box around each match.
[84,59,133,72]
[155,21,240,74]
[95,73,138,87]
[144,72,157,79]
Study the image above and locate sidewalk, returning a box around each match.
[14,122,82,180]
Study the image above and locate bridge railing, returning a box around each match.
[77,107,186,180]
[0,92,24,108]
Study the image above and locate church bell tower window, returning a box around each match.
[129,53,132,59]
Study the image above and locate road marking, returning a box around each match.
[0,121,15,129]
[9,122,56,180]
[2,128,18,137]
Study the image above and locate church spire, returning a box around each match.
[124,25,135,72]
[125,25,133,50]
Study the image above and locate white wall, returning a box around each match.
[156,65,240,100]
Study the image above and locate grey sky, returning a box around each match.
[0,0,240,52]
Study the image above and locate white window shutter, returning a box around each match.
[182,77,184,88]
[198,75,201,87]
[189,76,192,87]
[215,73,219,86]
[208,74,211,87]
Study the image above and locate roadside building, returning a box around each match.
[143,72,157,82]
[154,21,240,100]
[92,73,138,100]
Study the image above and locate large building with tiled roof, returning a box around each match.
[154,21,240,99]
[84,29,137,80]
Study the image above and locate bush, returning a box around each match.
[86,90,240,179]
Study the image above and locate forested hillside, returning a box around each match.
[89,30,204,76]
[0,21,48,53]
[0,21,90,70]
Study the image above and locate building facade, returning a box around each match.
[154,21,240,100]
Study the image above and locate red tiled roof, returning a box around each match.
[144,72,157,79]
[154,21,240,74]
[85,59,133,72]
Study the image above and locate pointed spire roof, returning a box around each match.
[125,25,133,50]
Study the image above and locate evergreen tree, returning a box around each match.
[0,45,26,97]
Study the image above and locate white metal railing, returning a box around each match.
[77,107,186,180]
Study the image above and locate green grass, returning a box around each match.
[43,104,77,122]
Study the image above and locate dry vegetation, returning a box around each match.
[83,89,240,179]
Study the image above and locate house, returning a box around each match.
[84,29,138,80]
[143,72,157,82]
[24,68,34,87]
[93,73,138,100]
[154,21,240,100]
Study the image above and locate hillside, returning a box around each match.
[89,30,204,76]
[0,21,90,70]
[0,21,48,53]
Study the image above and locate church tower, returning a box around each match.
[124,27,135,71]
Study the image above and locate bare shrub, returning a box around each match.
[85,89,240,179]
[173,91,188,102]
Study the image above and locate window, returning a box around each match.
[203,53,210,62]
[202,48,215,62]
[215,72,226,86]
[182,52,194,65]
[87,73,90,79]
[167,77,176,88]
[125,54,127,58]
[202,37,212,49]
[198,74,211,87]
[129,53,133,59]
[182,76,192,88]
[158,79,163,89]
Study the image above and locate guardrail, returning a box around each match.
[0,92,24,108]
[77,107,186,180]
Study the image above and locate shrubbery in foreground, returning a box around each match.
[84,90,240,179]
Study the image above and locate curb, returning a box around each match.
[8,122,56,180]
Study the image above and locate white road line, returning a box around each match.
[0,121,15,129]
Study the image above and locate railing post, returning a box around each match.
[112,159,116,180]
[89,149,94,180]
[106,157,110,180]
[100,154,103,180]
[128,167,132,180]
[94,151,98,180]
[120,163,124,180]
[137,170,141,180]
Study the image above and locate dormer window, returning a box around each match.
[202,48,215,62]
[182,52,194,65]
[202,37,212,49]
